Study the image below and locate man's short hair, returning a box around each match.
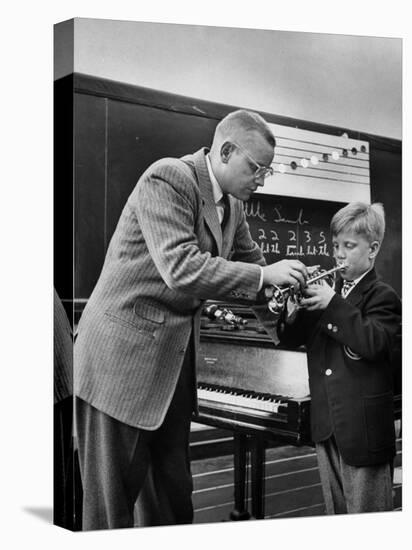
[215,110,276,148]
[330,202,385,243]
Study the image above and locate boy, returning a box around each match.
[278,202,401,514]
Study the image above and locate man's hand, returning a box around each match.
[262,259,309,289]
[299,281,335,311]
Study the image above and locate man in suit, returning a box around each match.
[74,109,309,530]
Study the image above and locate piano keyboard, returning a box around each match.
[197,384,288,415]
[195,384,312,444]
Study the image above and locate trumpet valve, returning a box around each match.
[267,285,286,314]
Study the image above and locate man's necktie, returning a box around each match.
[341,280,356,298]
[218,195,230,228]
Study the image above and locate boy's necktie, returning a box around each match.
[341,280,356,298]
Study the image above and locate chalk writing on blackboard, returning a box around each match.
[273,207,309,226]
[244,200,267,222]
[244,198,336,264]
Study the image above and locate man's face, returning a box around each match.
[220,133,275,201]
[332,230,378,280]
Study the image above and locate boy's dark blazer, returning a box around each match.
[279,268,401,466]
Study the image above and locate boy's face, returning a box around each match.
[332,230,380,281]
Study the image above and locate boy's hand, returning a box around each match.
[299,281,335,311]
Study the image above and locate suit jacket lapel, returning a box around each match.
[193,148,223,255]
[221,195,236,258]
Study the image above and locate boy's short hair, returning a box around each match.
[330,202,385,243]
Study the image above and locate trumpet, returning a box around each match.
[264,263,347,314]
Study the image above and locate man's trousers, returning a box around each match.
[75,346,196,531]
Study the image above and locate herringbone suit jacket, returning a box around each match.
[74,148,265,429]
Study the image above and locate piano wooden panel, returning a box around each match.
[198,339,309,399]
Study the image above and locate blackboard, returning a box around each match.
[245,194,346,270]
[55,74,401,310]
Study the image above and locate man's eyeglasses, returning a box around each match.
[232,141,274,179]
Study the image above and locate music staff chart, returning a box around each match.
[257,123,371,203]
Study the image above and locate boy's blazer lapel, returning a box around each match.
[345,268,378,307]
[334,268,378,306]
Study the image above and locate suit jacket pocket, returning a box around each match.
[104,311,156,341]
[134,300,165,324]
[363,392,395,452]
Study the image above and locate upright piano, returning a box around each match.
[194,302,402,520]
[195,302,311,439]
